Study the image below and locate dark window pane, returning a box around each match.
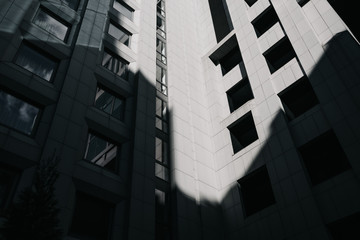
[63,0,79,10]
[155,162,169,181]
[0,165,19,212]
[15,44,57,81]
[33,8,69,41]
[245,0,258,7]
[155,137,168,165]
[95,87,125,121]
[156,64,167,95]
[69,192,113,240]
[108,22,131,46]
[0,90,40,135]
[84,133,118,172]
[157,16,166,38]
[327,212,360,240]
[298,130,351,185]
[227,77,254,112]
[219,45,243,76]
[102,49,128,79]
[252,6,279,37]
[156,38,166,64]
[238,166,275,216]
[157,0,165,16]
[113,0,133,20]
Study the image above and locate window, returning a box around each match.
[0,164,19,214]
[298,130,351,185]
[156,38,167,64]
[155,137,169,181]
[219,45,243,75]
[113,0,133,21]
[252,6,279,37]
[227,77,254,112]
[94,86,126,121]
[15,43,58,81]
[155,189,171,240]
[327,212,360,240]
[244,0,258,7]
[238,165,275,217]
[208,0,233,42]
[0,90,40,135]
[102,48,129,79]
[279,76,319,120]
[63,0,79,10]
[108,21,131,46]
[156,64,167,95]
[156,97,168,133]
[263,37,297,74]
[157,0,165,17]
[228,112,258,154]
[157,16,166,39]
[33,8,70,41]
[297,0,310,7]
[69,192,114,240]
[84,133,119,172]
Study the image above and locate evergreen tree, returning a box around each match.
[1,156,62,240]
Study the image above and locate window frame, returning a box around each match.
[107,20,132,47]
[156,38,167,64]
[155,96,168,133]
[156,16,166,39]
[101,47,129,80]
[94,85,126,121]
[113,0,134,21]
[156,64,167,95]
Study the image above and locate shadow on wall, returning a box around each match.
[171,31,360,240]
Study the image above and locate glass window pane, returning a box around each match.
[155,137,168,165]
[157,0,165,16]
[108,22,130,46]
[112,97,125,120]
[15,44,57,81]
[102,49,129,79]
[0,90,40,135]
[33,9,69,41]
[157,16,166,38]
[63,0,79,10]
[95,89,113,115]
[155,162,169,181]
[113,0,133,20]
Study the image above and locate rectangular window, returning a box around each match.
[227,77,254,112]
[155,189,171,239]
[94,87,125,121]
[327,212,360,240]
[228,112,258,154]
[33,8,70,41]
[297,0,310,7]
[278,76,319,120]
[84,133,119,172]
[238,165,275,217]
[113,0,134,21]
[0,164,20,214]
[15,43,58,81]
[157,16,166,39]
[156,64,167,95]
[156,97,168,133]
[108,21,131,46]
[156,38,167,64]
[263,37,297,74]
[157,0,165,17]
[102,48,129,80]
[0,90,40,135]
[208,0,233,42]
[298,130,351,185]
[63,0,80,10]
[155,137,169,181]
[69,192,114,240]
[244,0,258,7]
[252,6,279,37]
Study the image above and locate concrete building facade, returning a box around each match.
[0,0,359,239]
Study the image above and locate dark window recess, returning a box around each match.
[297,0,310,7]
[278,76,319,120]
[327,212,360,240]
[227,78,254,112]
[0,164,20,214]
[208,0,233,42]
[228,112,258,154]
[155,189,171,240]
[219,45,243,76]
[238,165,275,217]
[263,37,297,74]
[69,192,114,240]
[63,0,79,10]
[298,130,351,185]
[327,0,359,41]
[252,6,279,37]
[245,0,258,7]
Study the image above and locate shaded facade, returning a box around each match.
[0,0,360,240]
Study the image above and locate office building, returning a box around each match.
[0,0,359,239]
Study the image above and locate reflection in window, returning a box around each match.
[102,48,129,79]
[108,21,131,46]
[0,165,19,213]
[113,0,133,20]
[156,97,168,133]
[15,44,57,81]
[157,0,165,16]
[33,8,70,41]
[157,16,166,39]
[156,38,166,64]
[84,133,118,172]
[95,87,125,121]
[156,64,167,95]
[0,90,40,135]
[63,0,79,10]
[155,137,169,181]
